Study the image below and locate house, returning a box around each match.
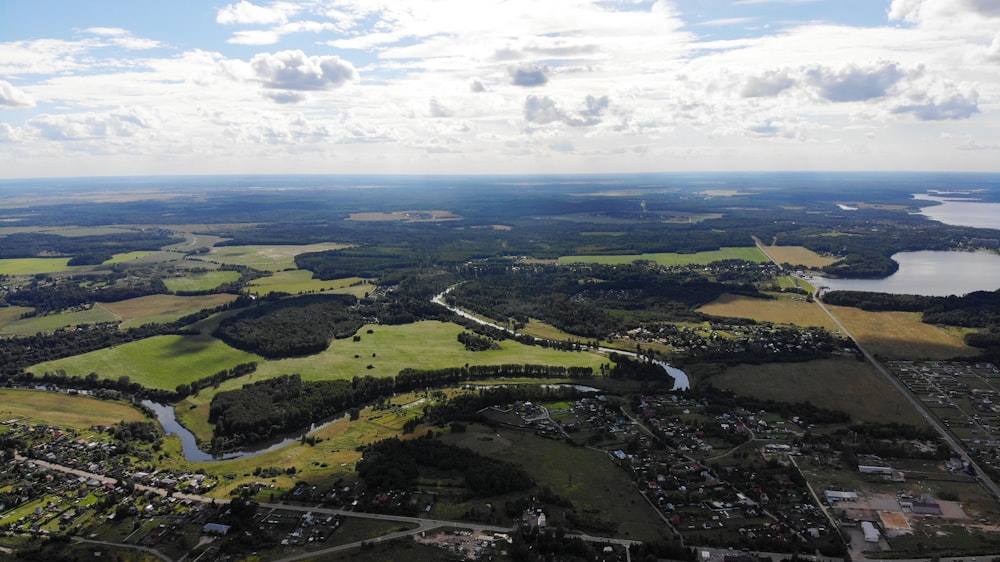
[202,523,231,535]
[823,490,858,504]
[911,501,942,515]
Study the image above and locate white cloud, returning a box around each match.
[894,87,979,120]
[508,64,550,87]
[741,69,795,98]
[216,1,296,25]
[806,62,909,102]
[28,107,158,141]
[524,95,608,127]
[250,50,359,91]
[0,81,34,108]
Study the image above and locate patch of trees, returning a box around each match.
[458,331,500,351]
[357,435,534,497]
[5,274,169,316]
[0,230,181,260]
[607,353,673,383]
[213,294,362,358]
[447,262,761,339]
[174,362,258,398]
[209,375,355,450]
[831,423,948,460]
[106,421,161,444]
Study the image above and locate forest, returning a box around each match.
[213,293,363,358]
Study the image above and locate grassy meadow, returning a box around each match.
[697,293,839,330]
[0,257,75,275]
[162,270,241,292]
[0,389,147,428]
[192,243,350,271]
[247,270,373,297]
[693,357,927,426]
[29,334,262,390]
[558,246,769,266]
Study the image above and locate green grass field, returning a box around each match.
[0,389,147,428]
[163,270,241,292]
[28,334,261,390]
[0,257,75,275]
[558,246,769,266]
[0,307,117,335]
[248,270,373,297]
[192,243,350,271]
[250,321,606,383]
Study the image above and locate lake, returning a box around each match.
[810,251,1000,297]
[915,193,1000,231]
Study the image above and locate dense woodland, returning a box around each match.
[213,293,363,358]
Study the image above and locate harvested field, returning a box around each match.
[827,306,980,360]
[762,245,838,268]
[698,293,838,329]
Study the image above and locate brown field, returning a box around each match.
[701,357,927,426]
[827,306,980,360]
[347,210,461,222]
[698,293,838,329]
[100,294,238,324]
[762,245,838,268]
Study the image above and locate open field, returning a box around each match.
[827,306,980,360]
[0,389,147,428]
[104,293,239,327]
[162,270,241,292]
[191,243,350,271]
[694,357,927,426]
[558,246,769,266]
[250,321,607,383]
[697,293,839,329]
[0,257,75,275]
[28,334,261,390]
[248,270,373,297]
[347,210,461,222]
[443,423,672,542]
[761,245,838,268]
[0,307,117,335]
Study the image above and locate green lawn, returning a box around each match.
[558,246,769,266]
[163,270,241,292]
[28,334,262,390]
[248,270,373,297]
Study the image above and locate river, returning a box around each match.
[142,400,345,463]
[433,287,690,390]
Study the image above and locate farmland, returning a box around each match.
[697,293,838,329]
[826,306,980,360]
[162,270,241,292]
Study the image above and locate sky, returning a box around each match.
[1,0,999,178]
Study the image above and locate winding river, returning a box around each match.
[151,287,690,462]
